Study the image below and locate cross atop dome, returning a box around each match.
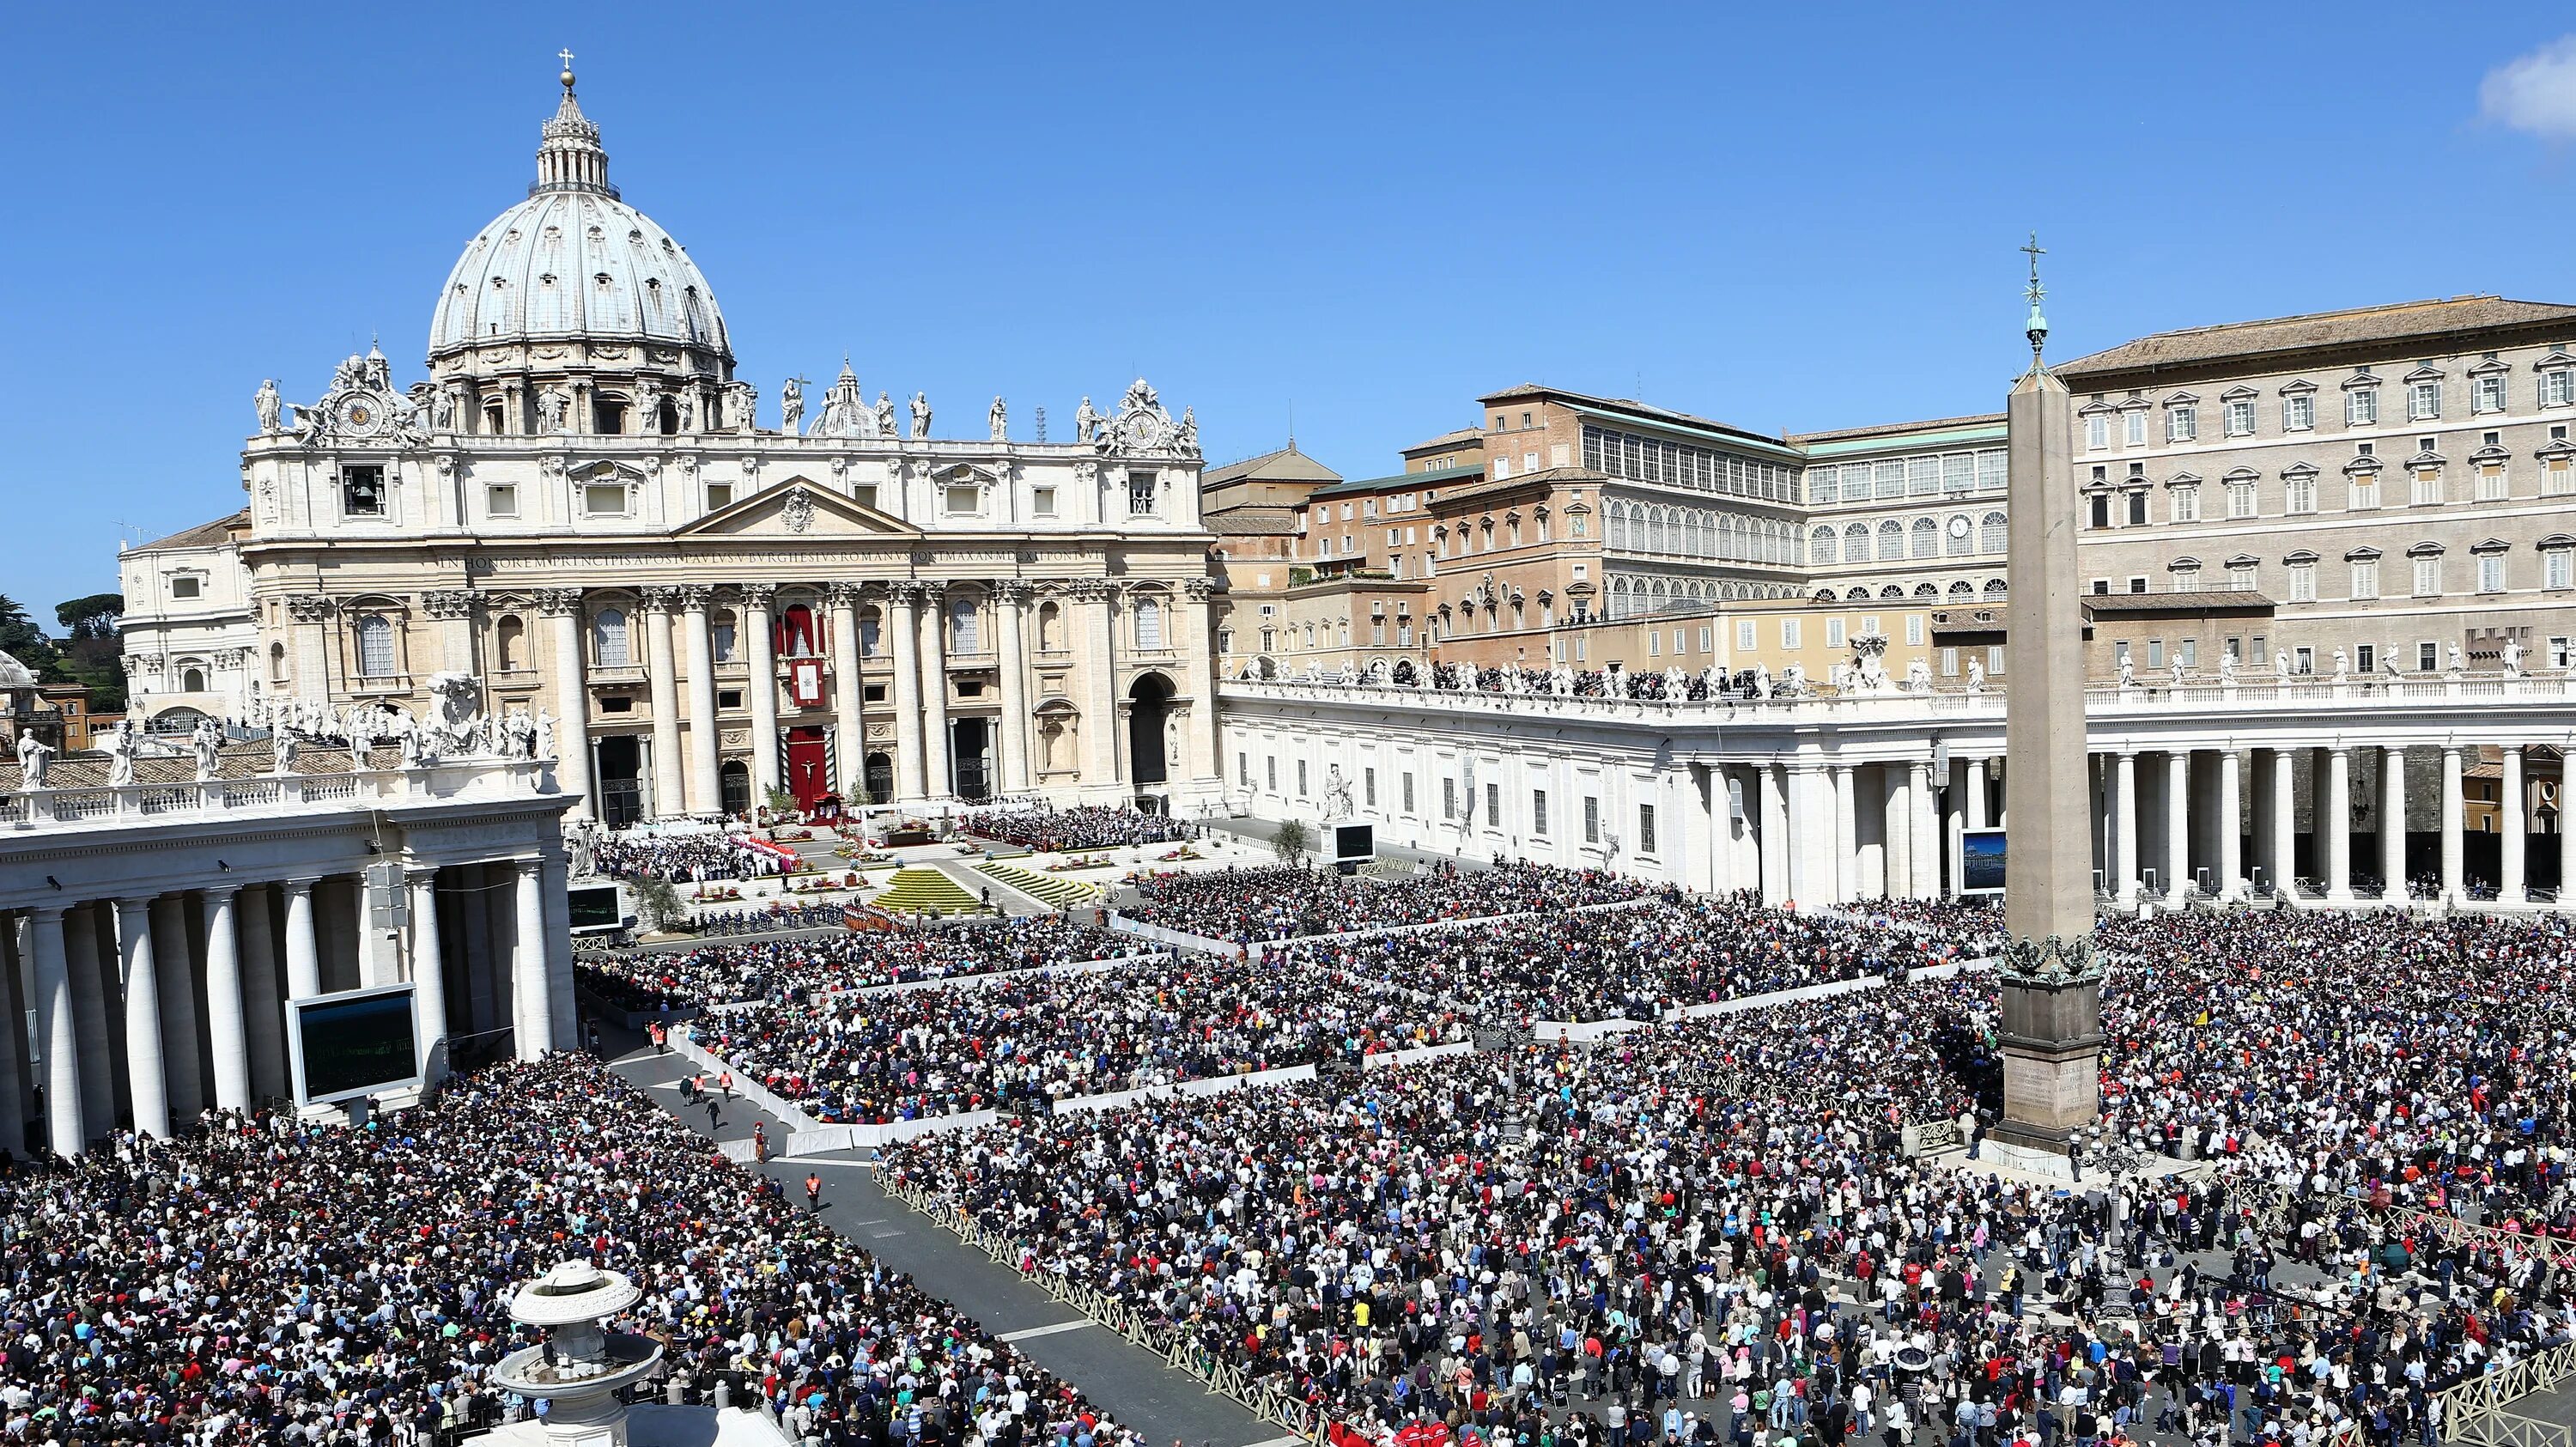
[559,48,576,88]
[533,52,611,198]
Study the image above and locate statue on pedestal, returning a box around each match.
[272,726,298,775]
[1074,396,1103,444]
[534,708,558,759]
[253,379,283,435]
[1965,658,1986,692]
[780,375,808,435]
[15,732,52,787]
[989,396,1008,442]
[2504,639,2526,678]
[191,716,222,781]
[104,719,139,787]
[909,392,933,440]
[874,392,897,438]
[2274,650,2293,683]
[2218,652,2237,686]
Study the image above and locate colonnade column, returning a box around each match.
[63,906,112,1134]
[2439,746,2465,904]
[28,909,81,1155]
[1789,764,1832,910]
[679,585,722,817]
[283,878,322,1000]
[918,581,952,799]
[2379,746,2408,904]
[643,587,684,818]
[826,583,869,801]
[1965,757,1989,830]
[1830,763,1857,904]
[408,868,449,1085]
[1759,763,1790,906]
[2502,745,2529,905]
[2268,748,2296,897]
[114,897,168,1139]
[237,882,285,1102]
[1907,759,1939,899]
[1077,581,1122,792]
[202,886,251,1114]
[535,590,593,819]
[2162,751,2190,902]
[2324,747,2354,903]
[1881,768,1911,903]
[0,926,23,1158]
[513,860,549,1061]
[149,895,203,1120]
[1179,577,1221,787]
[740,584,781,803]
[2111,750,2139,904]
[2215,749,2244,901]
[993,582,1033,795]
[884,585,926,801]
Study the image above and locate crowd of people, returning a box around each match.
[957,806,1194,854]
[0,1055,1149,1447]
[686,955,1467,1124]
[589,832,790,885]
[1119,861,1655,944]
[1279,890,1996,1025]
[574,916,1155,1010]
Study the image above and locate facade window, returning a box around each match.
[2477,374,2507,413]
[1030,484,1056,518]
[2547,368,2575,408]
[2409,380,2442,421]
[2478,463,2509,502]
[342,465,386,517]
[486,483,519,518]
[1297,760,1308,797]
[1486,781,1500,827]
[355,612,397,678]
[170,575,202,600]
[2170,485,2200,522]
[2349,474,2379,510]
[1826,618,1846,648]
[2170,562,2200,590]
[593,608,631,666]
[2147,640,2165,668]
[2123,411,2147,447]
[1980,511,2007,552]
[1735,620,1757,651]
[2287,560,2317,603]
[2349,560,2379,599]
[1583,796,1601,845]
[1531,789,1549,836]
[2125,491,2148,526]
[2224,398,2255,436]
[1811,526,1838,564]
[2413,556,2443,597]
[2412,468,2443,507]
[2547,457,2575,497]
[2347,386,2379,426]
[949,597,980,653]
[1780,618,1802,649]
[1401,773,1414,813]
[1133,598,1164,649]
[1267,757,1277,792]
[2285,392,2315,431]
[2088,493,2110,528]
[2086,415,2109,450]
[2480,554,2506,593]
[2420,642,2440,672]
[945,484,980,514]
[583,482,629,517]
[1362,767,1376,807]
[2166,405,2197,442]
[2227,563,2256,593]
[1637,804,1656,854]
[706,483,733,511]
[1237,752,1249,786]
[1127,470,1157,514]
[2552,549,2575,590]
[2227,481,2257,519]
[1909,518,1937,558]
[2286,474,2317,514]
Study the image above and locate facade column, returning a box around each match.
[2269,748,2296,897]
[2380,745,2408,904]
[2324,747,2354,903]
[0,922,21,1158]
[1831,763,1857,904]
[739,584,781,804]
[1077,581,1122,793]
[149,895,204,1121]
[918,581,952,799]
[680,585,723,817]
[2163,751,2190,902]
[643,587,684,819]
[826,583,869,801]
[422,589,480,676]
[114,897,168,1139]
[1789,764,1831,910]
[1178,577,1220,789]
[1881,766,1910,903]
[237,885,287,1102]
[408,868,450,1085]
[535,590,593,819]
[1907,759,1938,899]
[2216,749,2244,900]
[1759,763,1790,907]
[201,887,250,1114]
[2110,751,2139,904]
[884,584,926,801]
[27,908,82,1156]
[2502,745,2529,905]
[513,860,550,1061]
[1965,757,1990,830]
[2440,745,2465,904]
[993,582,1033,795]
[283,878,322,1000]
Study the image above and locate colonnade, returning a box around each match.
[0,859,557,1157]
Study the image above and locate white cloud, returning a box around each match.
[2482,36,2576,141]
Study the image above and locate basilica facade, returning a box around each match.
[148,67,1219,823]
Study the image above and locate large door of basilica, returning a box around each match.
[785,727,830,808]
[951,718,992,801]
[597,736,645,826]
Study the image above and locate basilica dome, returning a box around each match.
[427,73,730,371]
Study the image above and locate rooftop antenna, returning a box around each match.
[1288,398,1296,452]
[2021,231,2050,362]
[1033,405,1048,442]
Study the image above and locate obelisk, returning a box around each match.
[1990,236,2103,1172]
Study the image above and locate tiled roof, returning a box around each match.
[1207,506,1300,536]
[2057,296,2576,380]
[1786,413,2006,445]
[0,742,388,793]
[2080,590,2277,614]
[130,508,249,555]
[1202,444,1342,487]
[1399,426,1484,454]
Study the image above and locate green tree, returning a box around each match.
[630,878,690,934]
[1273,818,1314,866]
[55,593,122,642]
[0,596,63,676]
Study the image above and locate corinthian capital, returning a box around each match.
[422,589,480,622]
[675,583,715,611]
[532,588,585,618]
[640,586,683,613]
[824,581,866,607]
[284,594,336,623]
[735,582,779,611]
[990,580,1033,606]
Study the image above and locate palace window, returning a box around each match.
[2285,473,2317,514]
[2086,415,2109,450]
[945,483,980,515]
[2347,385,2379,426]
[2225,398,2255,436]
[1134,598,1165,649]
[2349,559,2379,600]
[594,608,632,666]
[355,613,397,678]
[2171,484,2200,522]
[2227,480,2257,519]
[2546,367,2575,408]
[2477,374,2507,413]
[2287,559,2317,603]
[2284,392,2315,431]
[2166,404,2198,443]
[2409,380,2443,421]
[170,575,201,600]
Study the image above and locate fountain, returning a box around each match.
[494,1260,665,1447]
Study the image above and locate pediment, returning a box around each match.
[671,477,920,539]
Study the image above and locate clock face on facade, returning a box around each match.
[334,395,384,436]
[1947,515,1971,538]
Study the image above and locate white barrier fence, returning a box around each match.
[1532,957,1996,1040]
[1360,1041,1475,1071]
[1110,893,1660,958]
[1051,1063,1319,1116]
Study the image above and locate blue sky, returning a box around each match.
[9,3,2576,613]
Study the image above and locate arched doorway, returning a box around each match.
[149,706,210,737]
[719,760,750,818]
[1127,674,1173,787]
[596,735,645,825]
[950,718,992,800]
[783,727,829,809]
[863,751,894,806]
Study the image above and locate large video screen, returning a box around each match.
[567,884,622,932]
[1960,827,2008,897]
[291,987,419,1105]
[1334,824,1374,862]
